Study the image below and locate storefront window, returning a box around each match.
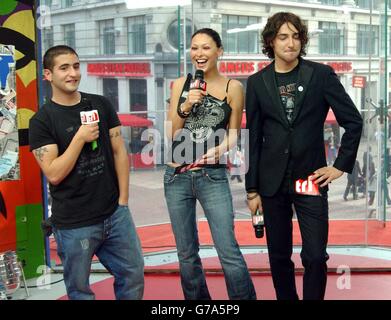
[129,79,147,115]
[128,16,146,54]
[103,78,119,112]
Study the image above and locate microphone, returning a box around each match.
[80,109,99,151]
[252,209,264,238]
[189,69,207,114]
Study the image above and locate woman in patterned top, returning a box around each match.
[164,28,256,300]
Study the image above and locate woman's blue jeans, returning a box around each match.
[53,205,144,300]
[164,166,256,300]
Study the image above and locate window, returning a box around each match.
[167,19,193,50]
[319,22,345,55]
[320,0,341,5]
[356,0,380,9]
[355,0,369,8]
[129,79,147,115]
[43,0,52,6]
[357,24,378,55]
[128,16,146,54]
[103,78,119,112]
[222,15,261,54]
[63,24,75,49]
[99,19,115,55]
[42,26,54,52]
[61,0,73,8]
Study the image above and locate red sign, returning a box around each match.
[87,62,151,77]
[219,61,255,75]
[324,61,352,73]
[219,60,353,76]
[352,76,366,88]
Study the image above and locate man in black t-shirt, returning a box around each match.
[245,13,362,300]
[29,46,144,300]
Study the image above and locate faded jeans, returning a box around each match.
[53,204,144,300]
[164,166,256,300]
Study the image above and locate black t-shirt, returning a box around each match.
[29,92,121,229]
[276,65,299,124]
[275,65,299,192]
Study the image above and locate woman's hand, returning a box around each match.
[183,89,207,113]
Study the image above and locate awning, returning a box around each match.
[325,109,337,124]
[118,114,153,127]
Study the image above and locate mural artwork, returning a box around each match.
[0,44,19,181]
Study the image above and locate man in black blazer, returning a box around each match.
[245,12,363,300]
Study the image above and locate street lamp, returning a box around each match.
[125,0,191,77]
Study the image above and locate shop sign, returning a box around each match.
[87,62,151,77]
[219,60,353,76]
[352,76,366,88]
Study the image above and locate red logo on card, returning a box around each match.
[190,79,207,91]
[80,110,100,124]
[295,175,320,196]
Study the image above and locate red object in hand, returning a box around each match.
[295,175,320,196]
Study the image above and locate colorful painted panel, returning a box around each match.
[0,0,45,278]
[0,45,19,181]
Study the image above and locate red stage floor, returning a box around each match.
[58,272,391,300]
[50,220,391,265]
[50,219,391,300]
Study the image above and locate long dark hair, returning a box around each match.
[191,28,223,48]
[262,12,308,59]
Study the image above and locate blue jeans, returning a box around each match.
[53,205,144,300]
[164,166,256,300]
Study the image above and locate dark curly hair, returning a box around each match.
[262,12,308,59]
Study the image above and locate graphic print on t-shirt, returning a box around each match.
[278,83,296,123]
[75,131,106,179]
[184,95,225,143]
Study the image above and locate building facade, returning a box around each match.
[40,0,390,147]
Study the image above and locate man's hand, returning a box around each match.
[310,166,344,187]
[76,123,99,143]
[247,193,263,214]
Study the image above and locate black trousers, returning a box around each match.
[262,184,329,300]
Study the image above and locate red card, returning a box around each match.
[294,175,320,196]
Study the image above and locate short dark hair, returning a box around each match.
[262,12,308,59]
[43,45,78,70]
[192,28,222,48]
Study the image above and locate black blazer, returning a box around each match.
[245,58,363,197]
